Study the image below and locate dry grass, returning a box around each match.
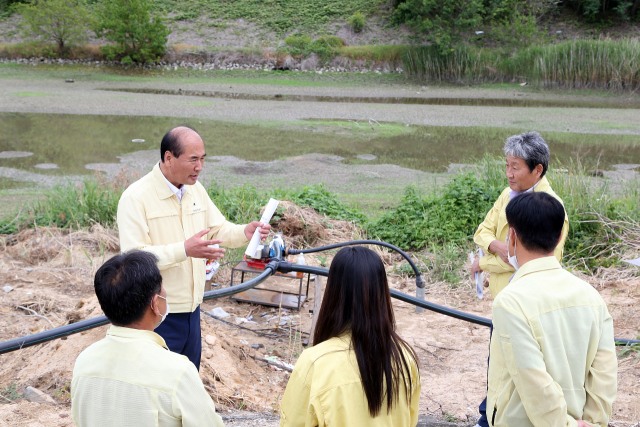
[1,225,119,266]
[274,200,360,249]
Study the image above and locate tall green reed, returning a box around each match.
[404,39,640,90]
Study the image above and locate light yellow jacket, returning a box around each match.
[72,326,224,427]
[117,163,248,312]
[280,334,420,427]
[487,257,617,427]
[473,176,569,296]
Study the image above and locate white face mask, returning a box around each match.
[155,294,170,328]
[507,232,520,271]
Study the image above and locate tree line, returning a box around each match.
[4,0,169,64]
[1,0,638,64]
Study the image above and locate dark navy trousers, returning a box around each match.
[154,306,202,370]
[477,324,494,427]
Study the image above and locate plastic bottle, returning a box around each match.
[295,253,306,278]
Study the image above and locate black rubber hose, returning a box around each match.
[275,262,640,346]
[0,315,110,355]
[287,240,426,289]
[1,249,639,353]
[203,261,277,300]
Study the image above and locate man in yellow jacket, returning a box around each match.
[470,131,569,427]
[488,192,616,426]
[471,131,569,297]
[72,250,225,427]
[117,126,270,369]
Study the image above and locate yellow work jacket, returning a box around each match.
[72,326,224,427]
[473,176,569,296]
[487,257,617,427]
[117,163,248,313]
[280,334,421,427]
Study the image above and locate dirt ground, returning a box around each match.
[0,204,638,427]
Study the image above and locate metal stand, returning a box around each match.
[229,261,311,310]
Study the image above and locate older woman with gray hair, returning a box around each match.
[469,131,569,427]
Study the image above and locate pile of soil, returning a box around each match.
[0,205,639,426]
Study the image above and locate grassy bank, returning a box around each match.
[2,158,638,282]
[2,38,637,91]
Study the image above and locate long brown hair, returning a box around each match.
[313,246,418,417]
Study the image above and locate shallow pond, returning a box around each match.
[1,112,639,188]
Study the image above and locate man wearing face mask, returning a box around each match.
[470,131,569,427]
[71,250,224,427]
[471,131,569,296]
[487,192,616,426]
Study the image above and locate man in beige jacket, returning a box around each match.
[488,192,616,426]
[72,250,225,427]
[117,126,269,369]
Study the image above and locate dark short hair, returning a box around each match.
[160,125,197,162]
[94,250,162,326]
[506,192,565,253]
[503,131,550,177]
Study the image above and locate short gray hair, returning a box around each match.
[503,131,550,177]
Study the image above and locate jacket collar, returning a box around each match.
[152,162,191,201]
[106,324,169,350]
[510,256,562,284]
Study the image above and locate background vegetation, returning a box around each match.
[2,159,637,283]
[0,0,638,88]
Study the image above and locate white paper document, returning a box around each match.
[244,198,279,258]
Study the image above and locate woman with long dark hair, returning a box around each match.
[280,246,421,426]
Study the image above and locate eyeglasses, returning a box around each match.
[157,294,167,301]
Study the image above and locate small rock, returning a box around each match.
[205,335,217,346]
[209,307,229,318]
[24,386,56,404]
[279,316,290,326]
[251,343,264,350]
[64,78,74,83]
[2,285,13,293]
[203,350,213,359]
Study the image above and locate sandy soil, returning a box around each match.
[0,212,639,427]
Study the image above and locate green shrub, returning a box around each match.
[392,0,484,54]
[348,11,366,33]
[283,34,344,62]
[367,174,502,250]
[367,186,430,249]
[284,33,313,56]
[278,184,366,224]
[309,35,344,60]
[94,0,169,64]
[207,184,268,224]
